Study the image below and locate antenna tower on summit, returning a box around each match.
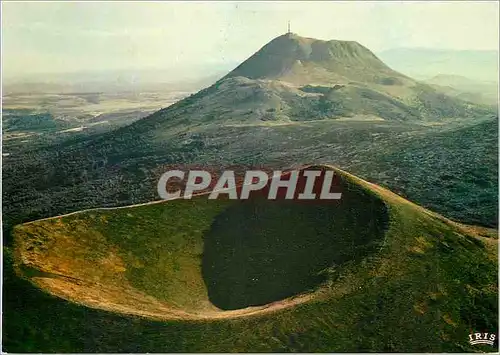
[287,20,291,34]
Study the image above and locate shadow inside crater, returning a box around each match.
[202,177,389,310]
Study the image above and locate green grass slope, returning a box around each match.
[4,166,498,352]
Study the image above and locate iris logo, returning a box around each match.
[468,332,496,346]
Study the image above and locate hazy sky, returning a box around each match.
[2,1,499,80]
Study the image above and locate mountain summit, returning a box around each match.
[224,33,410,86]
[118,33,493,133]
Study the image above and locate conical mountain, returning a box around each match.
[122,33,491,133]
[223,33,412,86]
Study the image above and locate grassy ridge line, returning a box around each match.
[20,198,168,226]
[22,275,316,321]
[333,166,497,240]
[17,164,323,226]
[27,276,316,321]
[19,185,231,226]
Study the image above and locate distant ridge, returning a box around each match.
[378,47,499,82]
